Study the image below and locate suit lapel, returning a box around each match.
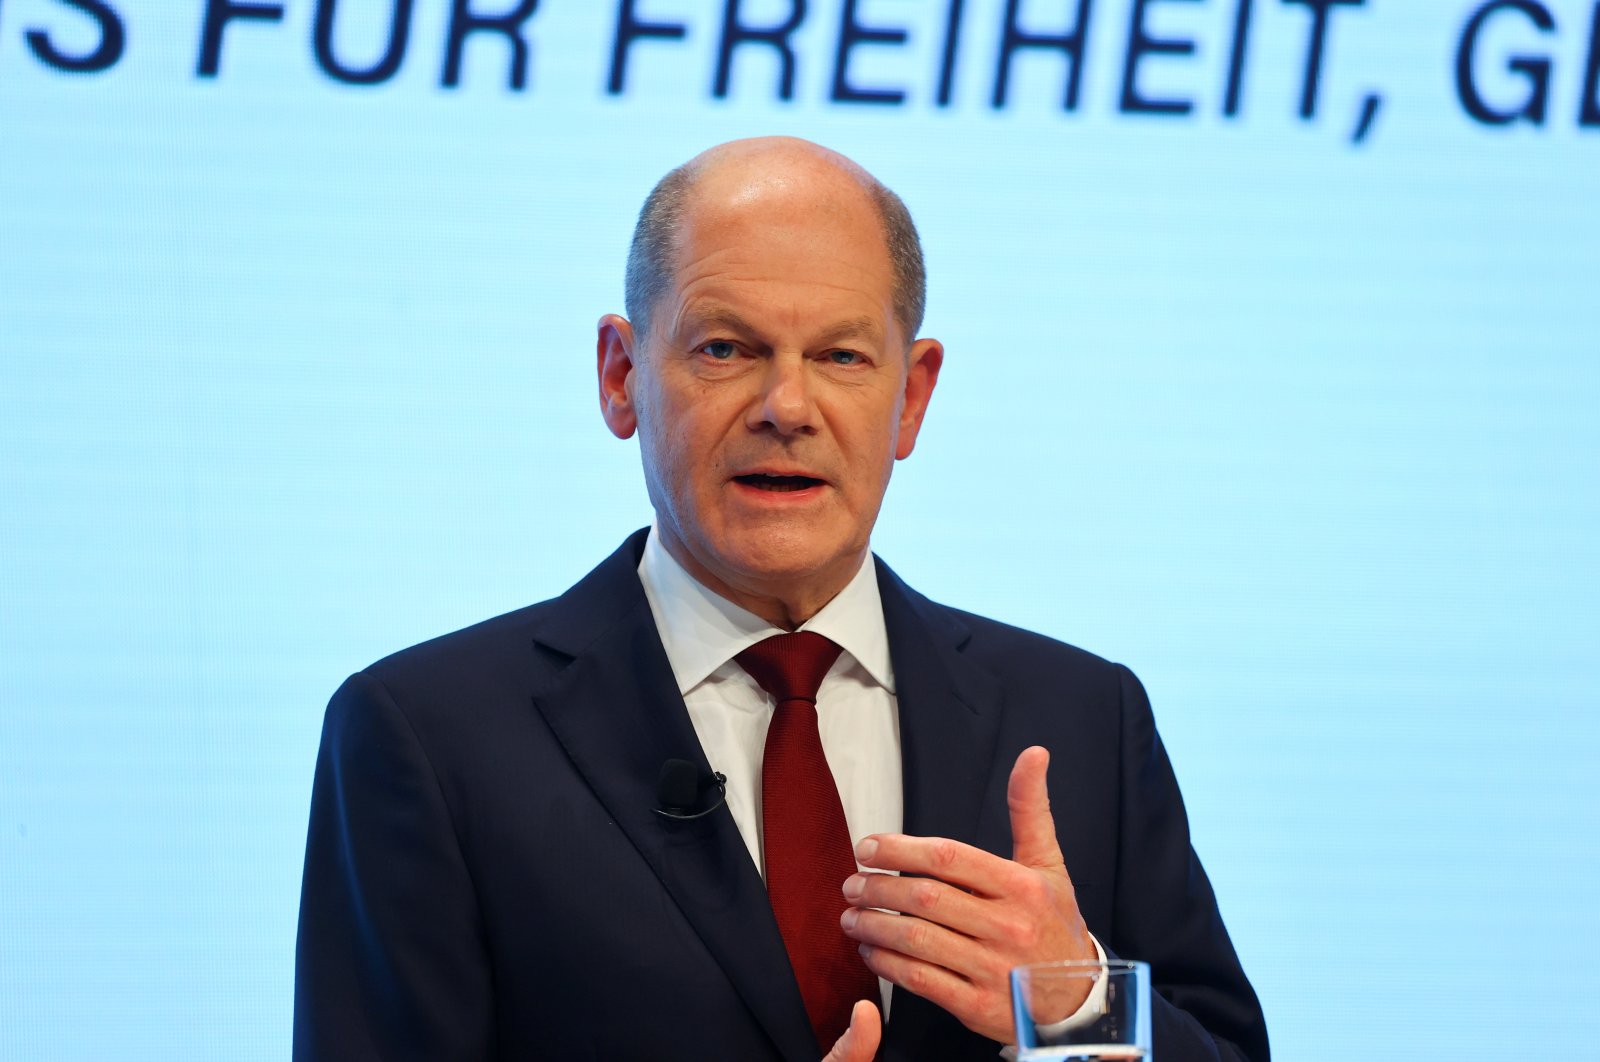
[527,533,820,1062]
[876,560,1008,1060]
[876,559,1004,849]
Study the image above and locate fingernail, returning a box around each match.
[858,943,873,960]
[855,837,878,864]
[840,908,859,930]
[842,874,865,900]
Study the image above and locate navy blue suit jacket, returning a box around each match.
[294,531,1269,1060]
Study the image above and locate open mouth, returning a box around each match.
[733,473,824,493]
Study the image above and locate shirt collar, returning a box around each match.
[637,524,896,696]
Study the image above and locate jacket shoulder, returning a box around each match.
[357,530,651,693]
[359,597,561,690]
[898,576,1132,702]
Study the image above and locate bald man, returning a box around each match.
[294,138,1269,1062]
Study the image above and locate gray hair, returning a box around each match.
[623,161,927,346]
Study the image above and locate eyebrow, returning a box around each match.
[689,308,762,337]
[685,308,884,347]
[814,315,884,347]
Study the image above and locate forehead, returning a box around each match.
[664,173,898,339]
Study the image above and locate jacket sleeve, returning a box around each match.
[1109,664,1271,1062]
[293,671,495,1061]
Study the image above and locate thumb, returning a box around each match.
[822,1000,882,1062]
[1008,745,1066,872]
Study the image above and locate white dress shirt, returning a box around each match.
[639,525,904,875]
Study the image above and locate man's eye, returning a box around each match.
[701,341,736,360]
[828,350,862,365]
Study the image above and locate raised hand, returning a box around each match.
[838,746,1094,1044]
[821,999,881,1062]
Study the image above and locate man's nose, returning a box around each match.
[749,352,819,435]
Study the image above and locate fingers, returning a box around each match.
[851,745,1069,893]
[1007,746,1067,873]
[843,903,995,985]
[854,833,1040,898]
[838,863,1011,1040]
[842,870,1064,987]
[854,943,1008,1046]
[821,999,881,1062]
[842,871,1027,946]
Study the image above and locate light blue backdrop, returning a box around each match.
[2,1,1597,1058]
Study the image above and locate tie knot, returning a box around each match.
[736,631,843,705]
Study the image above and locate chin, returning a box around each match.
[719,527,860,587]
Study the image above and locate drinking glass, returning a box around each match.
[1010,959,1152,1061]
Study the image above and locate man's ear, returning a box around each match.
[895,337,943,460]
[597,314,640,439]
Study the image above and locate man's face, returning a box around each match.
[598,169,940,619]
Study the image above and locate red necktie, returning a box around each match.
[737,632,879,1050]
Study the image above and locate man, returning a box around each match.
[294,137,1268,1061]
